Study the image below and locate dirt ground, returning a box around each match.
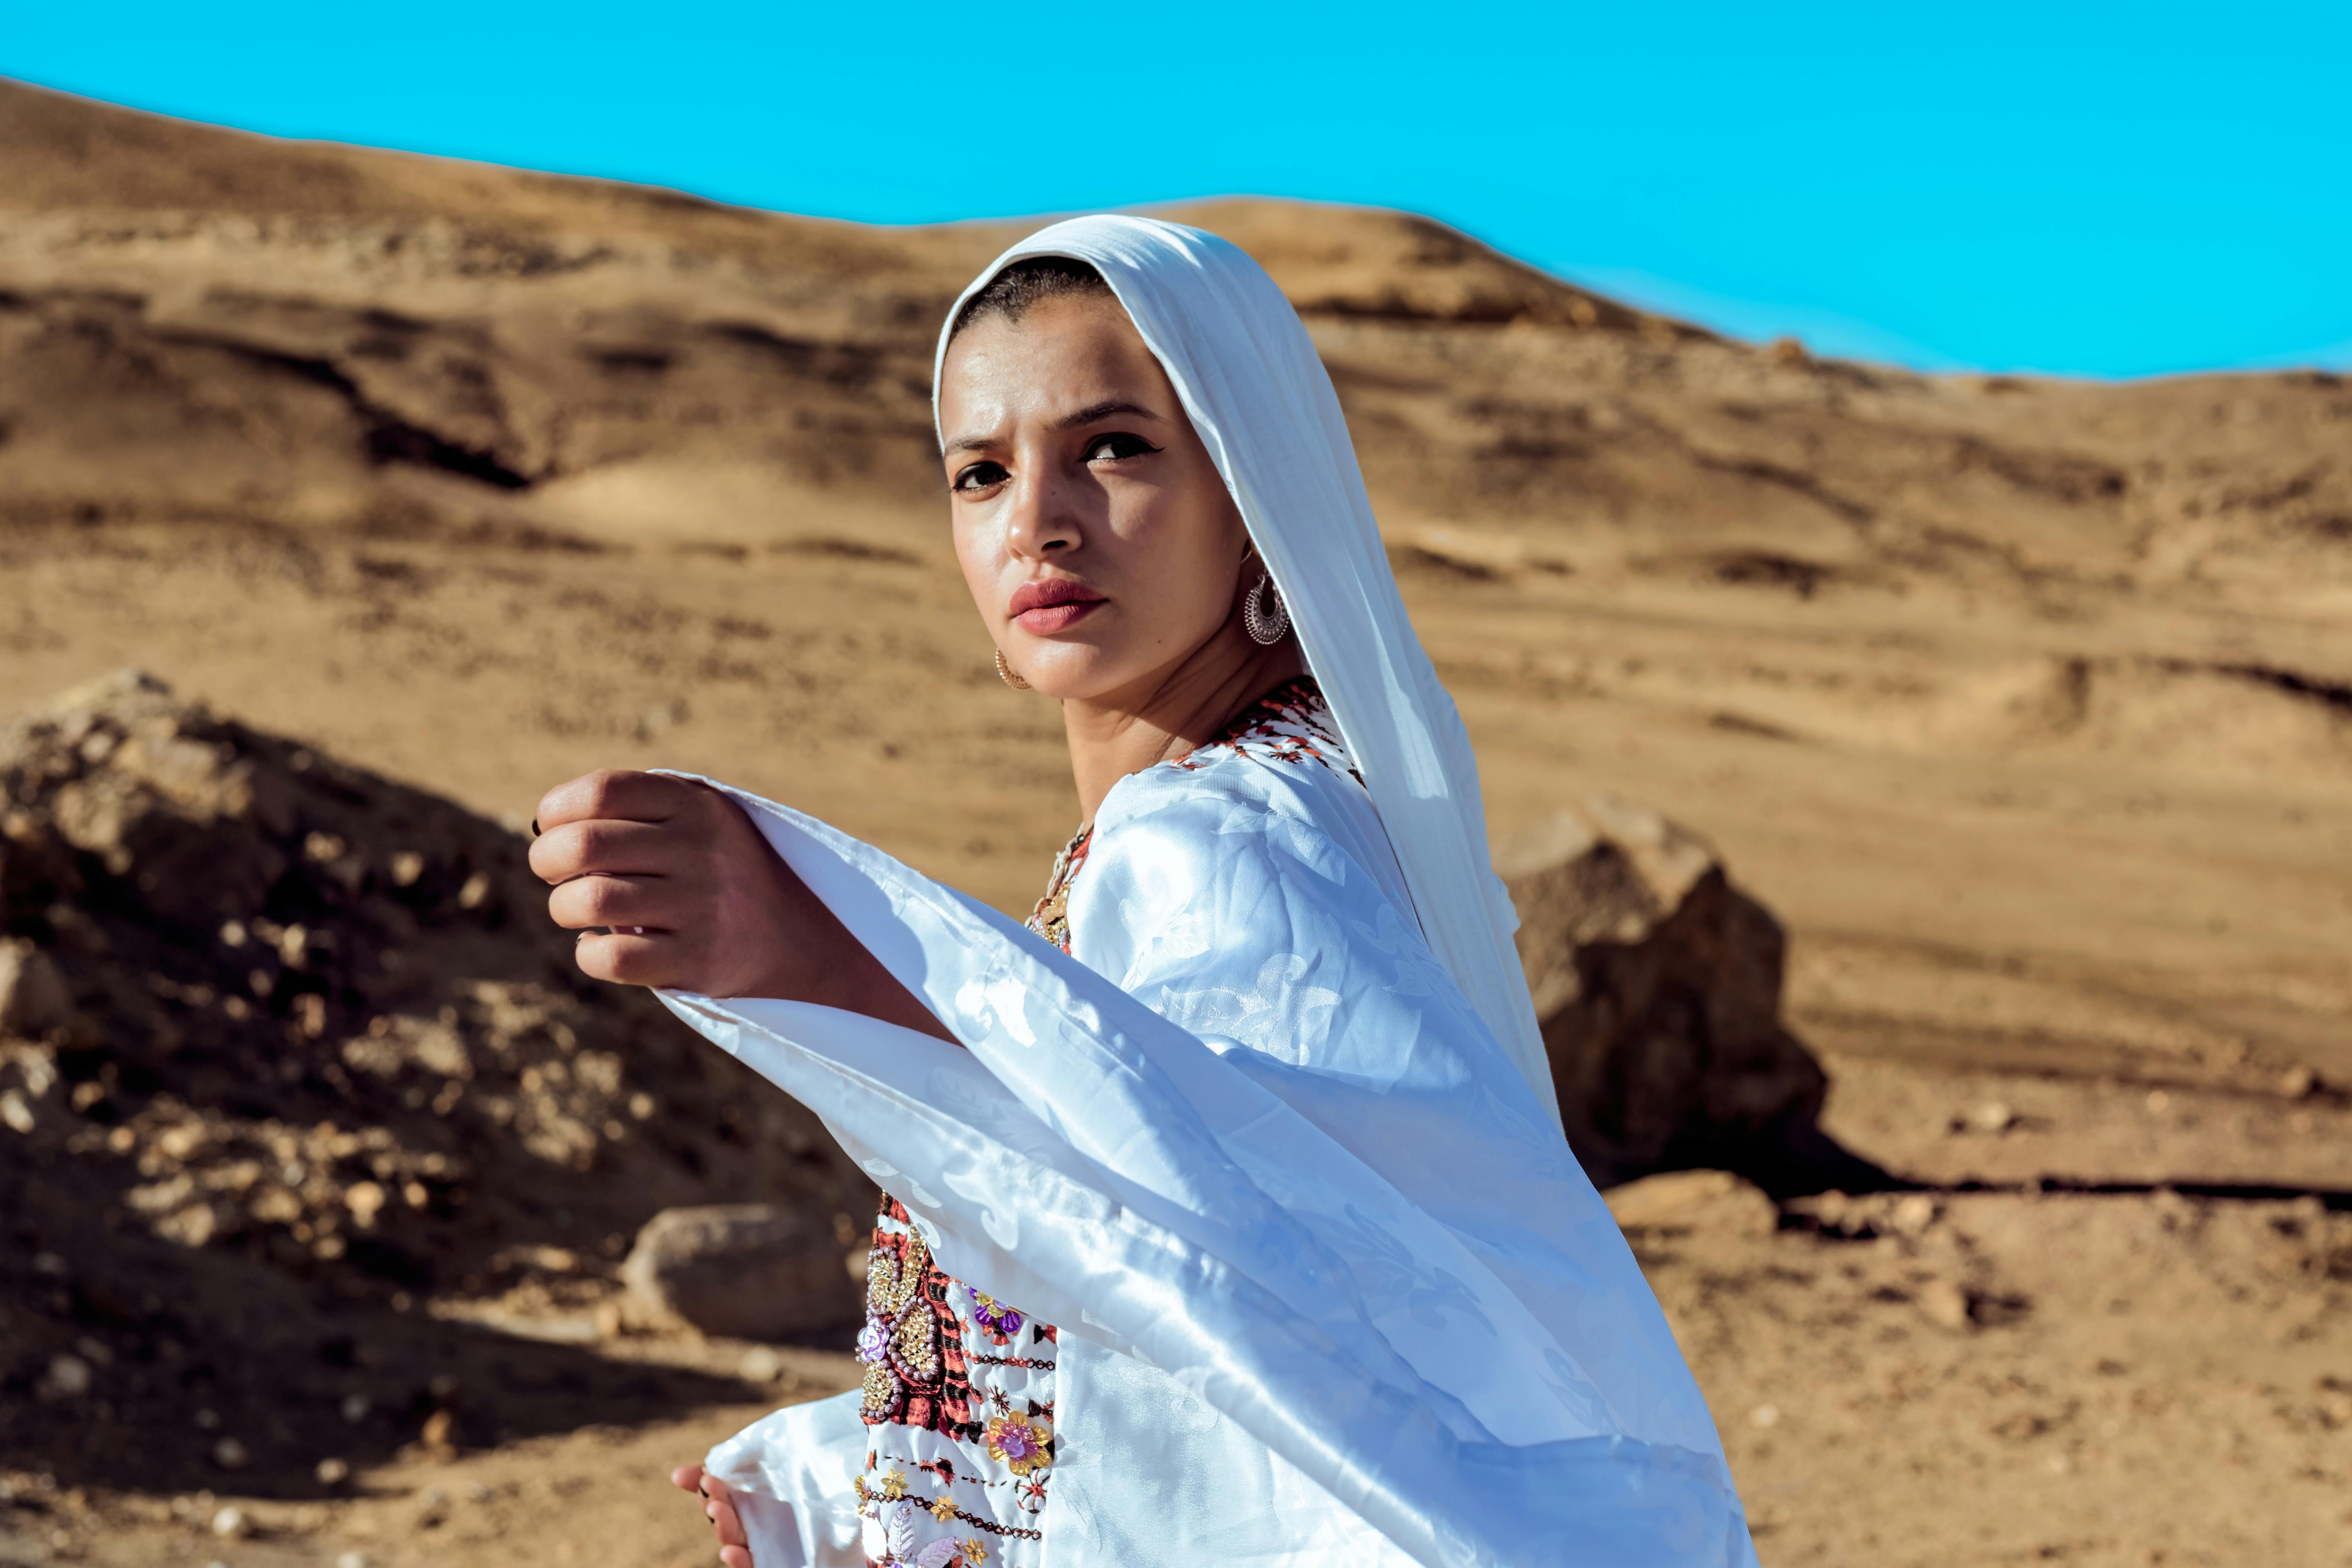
[2,78,2348,1567]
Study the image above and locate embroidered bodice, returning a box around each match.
[849,677,1348,1568]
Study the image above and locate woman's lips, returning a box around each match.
[1009,579,1105,634]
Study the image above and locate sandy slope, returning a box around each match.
[2,77,2348,1567]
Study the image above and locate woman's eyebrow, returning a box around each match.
[943,399,1164,455]
[1053,399,1163,430]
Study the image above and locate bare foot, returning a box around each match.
[671,1463,754,1568]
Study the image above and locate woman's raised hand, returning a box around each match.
[529,769,953,1039]
[530,770,813,999]
[671,1463,755,1568]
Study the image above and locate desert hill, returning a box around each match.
[2,76,2348,1568]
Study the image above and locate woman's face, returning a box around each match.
[937,293,1253,704]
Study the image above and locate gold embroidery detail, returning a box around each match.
[1026,824,1092,953]
[862,1222,940,1416]
[983,1412,1053,1477]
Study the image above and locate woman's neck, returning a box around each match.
[1060,626,1307,825]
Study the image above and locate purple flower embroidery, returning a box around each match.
[963,1286,1024,1337]
[856,1314,891,1364]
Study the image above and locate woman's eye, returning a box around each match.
[1084,432,1161,464]
[952,461,1009,493]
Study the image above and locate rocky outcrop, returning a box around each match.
[1500,794,1882,1194]
[0,671,867,1486]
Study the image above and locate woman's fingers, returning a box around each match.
[530,816,688,886]
[681,1467,755,1567]
[546,872,676,933]
[535,769,695,836]
[708,1492,747,1547]
[572,929,687,988]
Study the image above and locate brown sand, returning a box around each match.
[2,78,2348,1566]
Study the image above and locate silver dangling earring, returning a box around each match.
[1242,569,1290,645]
[994,649,1032,691]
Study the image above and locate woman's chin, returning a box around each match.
[1013,646,1125,703]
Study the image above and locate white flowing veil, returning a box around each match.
[931,216,1561,1130]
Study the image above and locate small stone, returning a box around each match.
[1890,1194,1938,1237]
[39,1353,93,1399]
[2278,1065,2317,1100]
[344,1182,386,1226]
[30,1250,67,1277]
[315,1457,350,1486]
[2145,1089,2171,1114]
[0,1091,34,1135]
[210,1504,245,1538]
[337,1553,371,1568]
[1748,1403,1780,1428]
[0,939,73,1036]
[211,1436,249,1470]
[457,872,492,910]
[739,1347,785,1383]
[340,1393,371,1423]
[464,1482,494,1503]
[1919,1279,1975,1331]
[1967,1102,2015,1134]
[194,1406,221,1430]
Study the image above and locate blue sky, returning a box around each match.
[8,2,2347,377]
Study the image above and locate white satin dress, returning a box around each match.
[665,677,1755,1568]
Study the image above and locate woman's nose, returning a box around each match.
[1004,469,1082,559]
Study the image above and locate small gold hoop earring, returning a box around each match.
[995,649,1032,691]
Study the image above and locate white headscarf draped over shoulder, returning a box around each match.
[932,216,1559,1127]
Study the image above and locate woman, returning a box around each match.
[530,217,1755,1568]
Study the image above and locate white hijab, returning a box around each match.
[931,215,1559,1128]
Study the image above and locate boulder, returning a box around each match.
[622,1204,857,1341]
[1499,795,1880,1194]
[1603,1169,1779,1239]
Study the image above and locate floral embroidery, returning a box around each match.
[964,1538,990,1563]
[859,1184,1051,1562]
[864,1498,968,1567]
[964,1286,1024,1340]
[859,1201,978,1436]
[984,1412,1053,1476]
[1171,677,1355,781]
